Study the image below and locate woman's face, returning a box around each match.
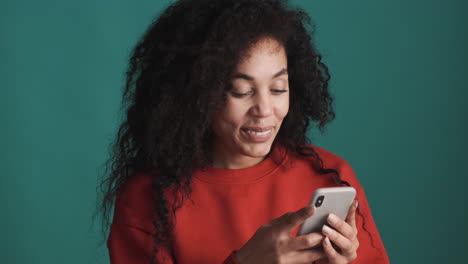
[211,37,289,169]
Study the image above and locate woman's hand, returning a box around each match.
[318,200,359,264]
[235,206,325,264]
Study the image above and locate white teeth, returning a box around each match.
[246,129,272,136]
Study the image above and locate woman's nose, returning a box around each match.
[250,92,273,117]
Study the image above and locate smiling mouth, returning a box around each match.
[243,129,273,136]
[241,126,274,132]
[240,126,274,142]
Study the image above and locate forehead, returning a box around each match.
[235,38,287,73]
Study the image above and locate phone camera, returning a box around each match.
[315,196,324,207]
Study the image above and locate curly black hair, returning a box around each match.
[96,0,372,262]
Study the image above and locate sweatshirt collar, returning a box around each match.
[193,143,288,184]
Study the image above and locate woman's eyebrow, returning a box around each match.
[231,68,288,81]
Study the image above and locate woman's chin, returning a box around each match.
[241,143,273,158]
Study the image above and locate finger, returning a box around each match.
[322,237,343,263]
[322,225,356,257]
[288,232,324,251]
[327,213,355,239]
[346,200,358,231]
[278,206,315,233]
[286,248,325,264]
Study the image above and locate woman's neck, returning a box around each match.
[211,146,266,169]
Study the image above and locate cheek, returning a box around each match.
[276,98,290,120]
[213,102,248,130]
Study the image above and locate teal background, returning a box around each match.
[1,0,467,263]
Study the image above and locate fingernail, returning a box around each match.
[355,200,359,208]
[304,205,313,215]
[328,214,339,225]
[323,237,331,246]
[322,225,332,235]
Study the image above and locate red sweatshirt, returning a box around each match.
[107,144,389,263]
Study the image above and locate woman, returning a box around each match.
[99,0,390,263]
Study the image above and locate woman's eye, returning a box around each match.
[230,90,253,98]
[271,89,288,95]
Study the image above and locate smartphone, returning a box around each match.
[296,187,356,237]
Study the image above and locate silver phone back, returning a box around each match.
[297,187,356,236]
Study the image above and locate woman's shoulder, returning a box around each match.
[117,173,153,208]
[298,144,359,184]
[309,145,351,167]
[112,173,156,231]
[287,144,352,169]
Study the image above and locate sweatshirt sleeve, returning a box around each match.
[107,221,172,263]
[337,160,390,264]
[107,189,175,264]
[106,174,240,264]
